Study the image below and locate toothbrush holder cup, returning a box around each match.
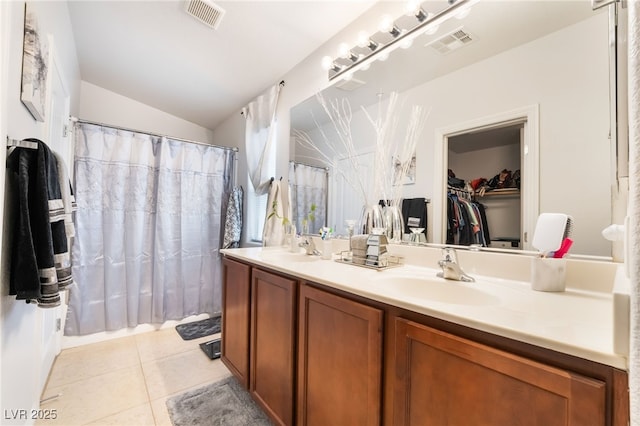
[531,257,567,292]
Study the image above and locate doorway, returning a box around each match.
[448,124,523,249]
[433,105,539,250]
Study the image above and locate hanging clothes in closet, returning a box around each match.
[446,187,490,247]
[5,138,76,307]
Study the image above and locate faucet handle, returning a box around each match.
[442,247,458,263]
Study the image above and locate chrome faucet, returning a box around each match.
[299,237,320,255]
[437,247,475,282]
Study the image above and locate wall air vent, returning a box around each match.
[426,28,474,55]
[334,77,366,92]
[185,0,226,30]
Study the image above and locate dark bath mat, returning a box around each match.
[199,338,221,360]
[175,315,221,340]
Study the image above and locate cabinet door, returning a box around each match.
[393,318,606,426]
[250,268,297,426]
[298,283,383,426]
[221,258,251,388]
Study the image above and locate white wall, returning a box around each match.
[78,81,215,142]
[0,1,80,423]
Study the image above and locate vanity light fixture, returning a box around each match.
[405,0,429,22]
[338,43,359,62]
[325,0,477,82]
[357,31,379,52]
[321,56,341,73]
[379,14,402,37]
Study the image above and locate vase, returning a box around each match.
[383,204,405,243]
[358,204,384,235]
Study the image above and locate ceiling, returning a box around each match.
[67,0,376,130]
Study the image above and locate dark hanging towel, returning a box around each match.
[401,198,428,235]
[6,139,69,307]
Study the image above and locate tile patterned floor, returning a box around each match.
[37,328,230,425]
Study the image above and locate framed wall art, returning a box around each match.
[20,3,49,122]
[393,152,416,186]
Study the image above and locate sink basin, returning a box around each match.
[372,276,501,306]
[259,251,320,263]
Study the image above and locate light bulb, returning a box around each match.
[424,24,439,35]
[321,56,334,70]
[400,38,413,49]
[455,5,471,19]
[405,0,428,21]
[337,43,351,58]
[404,0,421,15]
[360,62,371,71]
[378,14,394,33]
[357,31,378,51]
[378,51,389,62]
[357,31,370,48]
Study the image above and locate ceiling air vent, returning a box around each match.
[185,0,226,30]
[426,28,474,55]
[334,77,366,92]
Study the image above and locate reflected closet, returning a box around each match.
[447,123,523,250]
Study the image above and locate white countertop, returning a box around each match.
[221,245,628,370]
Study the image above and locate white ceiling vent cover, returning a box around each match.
[426,28,474,55]
[335,77,366,92]
[185,0,226,30]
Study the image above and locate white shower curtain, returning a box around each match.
[289,162,327,234]
[65,123,234,336]
[243,83,281,195]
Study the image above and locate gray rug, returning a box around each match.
[166,376,273,426]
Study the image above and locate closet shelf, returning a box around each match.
[476,188,520,197]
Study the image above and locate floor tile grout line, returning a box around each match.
[134,332,160,425]
[85,335,156,425]
[44,336,141,391]
[42,361,143,398]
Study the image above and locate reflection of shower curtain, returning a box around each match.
[288,162,327,234]
[65,123,234,336]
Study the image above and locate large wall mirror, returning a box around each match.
[291,0,623,258]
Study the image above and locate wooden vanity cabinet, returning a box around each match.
[297,283,384,426]
[221,258,251,387]
[222,257,628,426]
[392,318,607,426]
[250,268,297,426]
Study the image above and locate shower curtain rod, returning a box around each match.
[70,117,239,152]
[289,160,329,172]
